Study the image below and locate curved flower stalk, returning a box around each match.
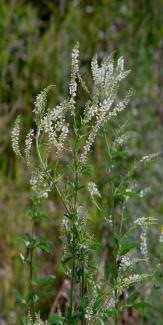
[12,43,133,324]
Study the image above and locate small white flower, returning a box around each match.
[140,229,149,261]
[11,116,22,158]
[134,216,157,226]
[159,227,163,243]
[27,311,48,325]
[30,169,53,199]
[25,129,34,166]
[69,43,79,105]
[33,86,52,117]
[88,182,101,197]
[140,152,160,163]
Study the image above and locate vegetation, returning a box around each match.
[0,1,163,324]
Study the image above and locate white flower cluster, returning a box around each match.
[33,85,70,158]
[80,54,131,164]
[120,273,150,289]
[30,169,53,199]
[69,42,79,106]
[114,133,129,146]
[140,152,160,164]
[139,186,151,198]
[119,255,132,272]
[85,283,98,321]
[25,129,34,166]
[33,86,52,117]
[134,216,157,226]
[40,101,69,157]
[88,181,101,197]
[27,312,48,325]
[11,116,22,158]
[77,204,85,220]
[159,227,163,243]
[140,229,149,260]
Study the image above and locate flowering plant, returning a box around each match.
[12,44,159,324]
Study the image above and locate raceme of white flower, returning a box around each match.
[11,116,22,158]
[114,134,129,146]
[33,85,52,117]
[88,181,101,197]
[26,312,48,325]
[40,106,69,156]
[69,42,79,105]
[139,186,151,198]
[134,216,157,226]
[85,284,99,321]
[140,152,161,164]
[140,228,149,260]
[25,129,34,166]
[80,93,131,164]
[119,255,132,272]
[30,169,53,199]
[118,273,150,289]
[118,256,145,275]
[12,44,131,171]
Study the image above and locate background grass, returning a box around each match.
[0,1,163,323]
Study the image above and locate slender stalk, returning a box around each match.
[69,245,76,322]
[68,117,82,322]
[29,219,35,322]
[104,132,119,325]
[36,130,70,215]
[80,256,85,325]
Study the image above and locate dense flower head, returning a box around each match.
[30,168,53,199]
[88,181,101,197]
[25,129,34,166]
[69,42,79,106]
[26,312,48,325]
[140,229,149,260]
[33,86,52,117]
[11,116,22,158]
[80,53,131,164]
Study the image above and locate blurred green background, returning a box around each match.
[0,0,163,324]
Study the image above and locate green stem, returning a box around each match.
[69,249,76,323]
[104,132,119,324]
[29,219,35,322]
[80,257,85,325]
[36,129,70,215]
[68,117,80,322]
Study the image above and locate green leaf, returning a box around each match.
[120,241,139,256]
[78,297,89,311]
[37,285,52,298]
[89,241,101,251]
[35,235,51,253]
[35,275,55,286]
[62,255,73,264]
[12,289,26,304]
[48,313,63,325]
[127,291,139,303]
[104,260,110,281]
[133,301,152,308]
[22,233,32,248]
[36,211,47,219]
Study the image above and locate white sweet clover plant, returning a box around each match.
[11,43,159,324]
